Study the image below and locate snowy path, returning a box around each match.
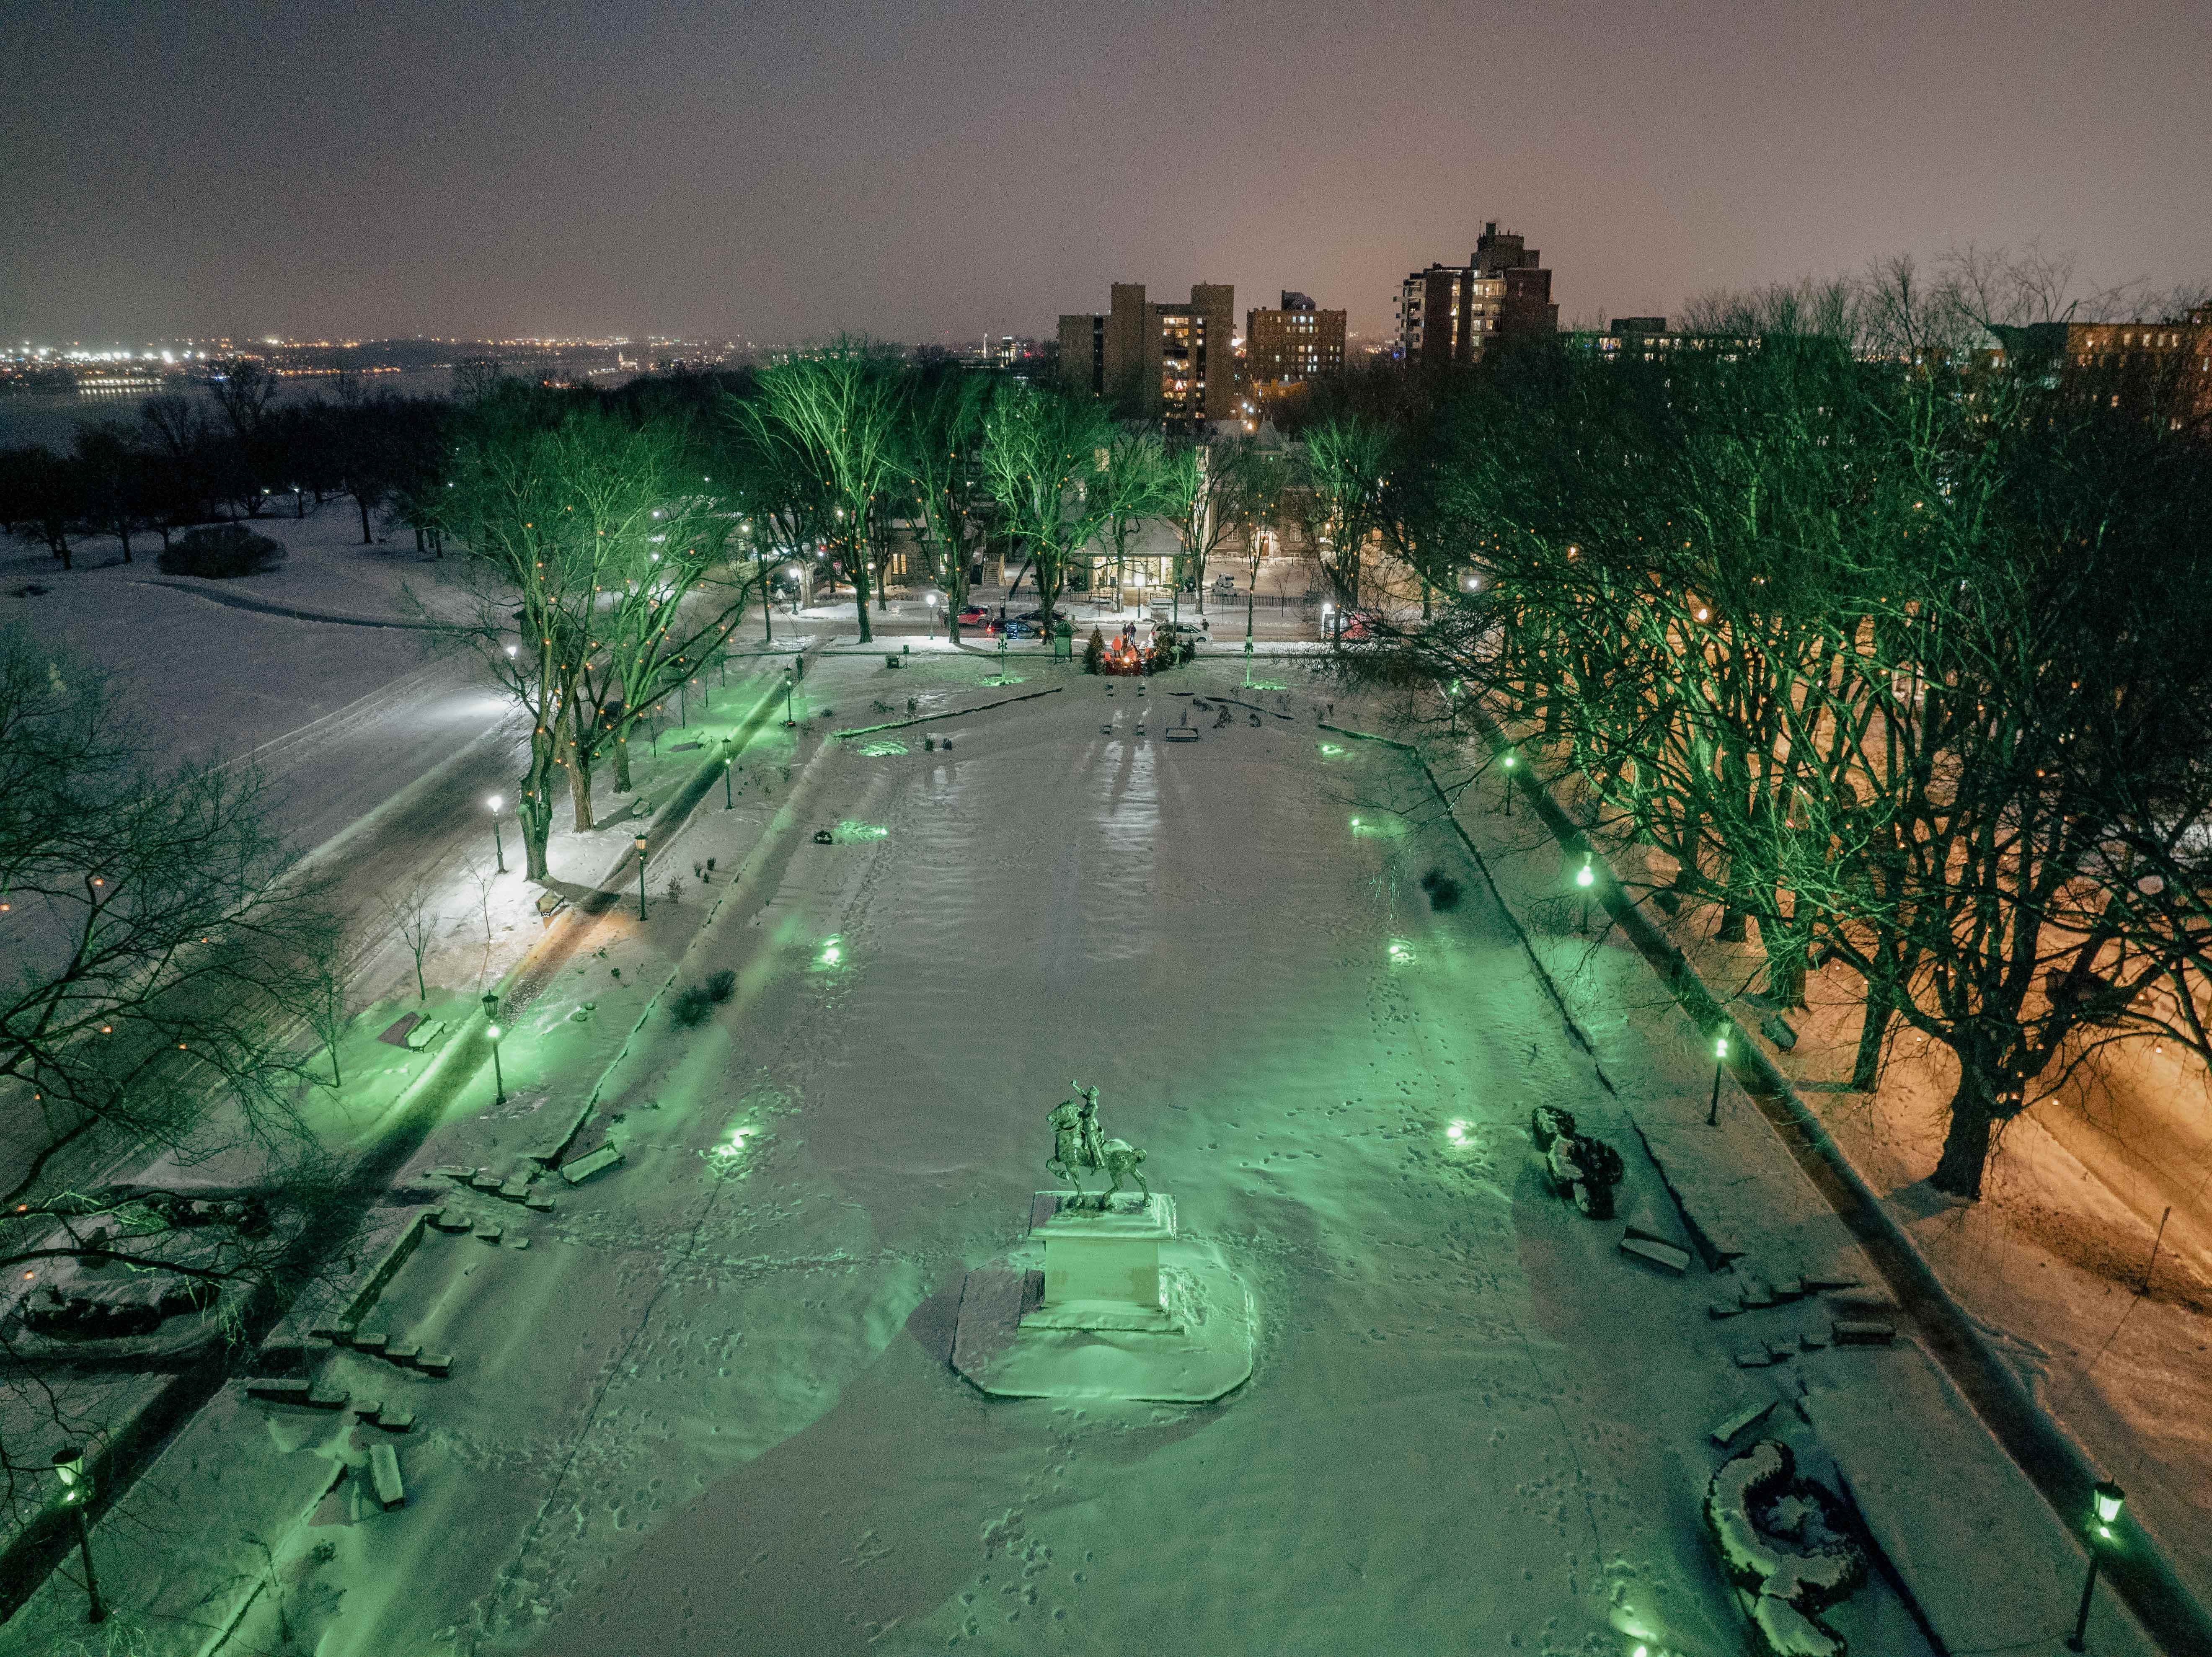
[214,660,1954,1657]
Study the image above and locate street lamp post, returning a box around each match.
[52,1446,104,1624]
[487,796,506,873]
[635,834,650,921]
[2066,1482,2127,1651]
[1447,679,1460,738]
[1575,857,1595,934]
[482,993,506,1106]
[781,666,796,727]
[1708,1033,1729,1125]
[1500,750,1517,816]
[998,634,1009,679]
[723,754,734,809]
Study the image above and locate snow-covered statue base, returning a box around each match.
[1704,1439,1869,1657]
[950,1190,1253,1403]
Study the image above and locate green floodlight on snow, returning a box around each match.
[816,937,844,970]
[1388,939,1414,966]
[1708,1032,1729,1125]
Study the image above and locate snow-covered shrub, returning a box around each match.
[1528,1105,1576,1152]
[1703,1439,1868,1657]
[1419,867,1463,911]
[668,968,738,1028]
[1529,1106,1625,1218]
[158,523,285,578]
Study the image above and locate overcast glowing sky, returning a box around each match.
[5,0,2207,345]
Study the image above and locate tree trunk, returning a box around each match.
[613,735,633,793]
[357,498,373,544]
[1715,906,1749,942]
[118,527,133,563]
[851,561,874,643]
[1851,983,1893,1091]
[519,790,553,883]
[1930,1066,2002,1200]
[568,750,595,831]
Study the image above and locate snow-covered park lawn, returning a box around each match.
[150,654,1973,1657]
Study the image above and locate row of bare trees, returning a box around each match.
[1327,323,2212,1200]
[0,360,452,570]
[437,347,1317,881]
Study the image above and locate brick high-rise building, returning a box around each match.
[1394,222,1558,367]
[1057,281,1235,428]
[1243,291,1346,414]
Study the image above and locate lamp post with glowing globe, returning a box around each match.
[51,1446,104,1623]
[2066,1481,2127,1651]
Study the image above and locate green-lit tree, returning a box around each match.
[1159,437,1246,615]
[1299,414,1390,608]
[1090,427,1175,606]
[433,397,632,876]
[895,367,997,642]
[737,343,902,643]
[1363,324,2212,1201]
[979,382,1118,636]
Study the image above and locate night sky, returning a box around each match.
[5,0,2207,346]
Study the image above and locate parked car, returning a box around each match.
[1336,609,1384,640]
[956,603,990,627]
[1000,617,1043,639]
[1211,575,1239,598]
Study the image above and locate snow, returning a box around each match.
[62,656,1912,1657]
[0,647,2179,1656]
[1528,754,2212,1616]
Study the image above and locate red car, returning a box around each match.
[956,604,990,628]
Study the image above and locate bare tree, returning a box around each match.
[736,343,902,643]
[383,879,442,1002]
[0,626,341,1200]
[1160,437,1246,616]
[979,382,1118,636]
[894,368,996,641]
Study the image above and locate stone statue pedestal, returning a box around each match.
[949,1189,1253,1404]
[1027,1192,1178,1333]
